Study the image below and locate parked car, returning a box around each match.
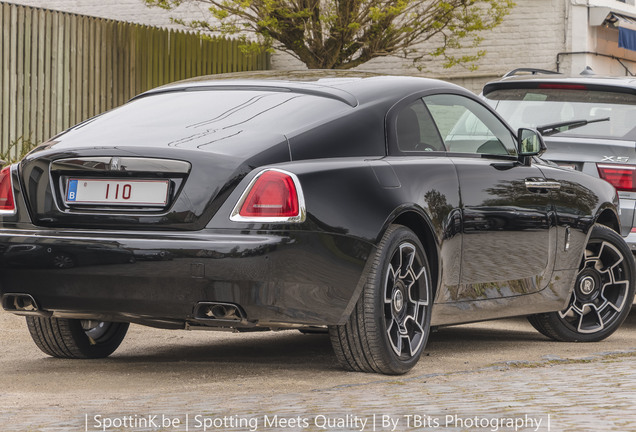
[482,69,636,252]
[1,72,634,375]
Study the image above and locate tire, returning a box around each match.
[26,316,129,359]
[329,225,433,374]
[528,224,636,342]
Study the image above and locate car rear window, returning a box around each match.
[484,88,636,140]
[67,90,353,145]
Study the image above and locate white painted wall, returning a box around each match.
[3,0,205,28]
[356,0,568,92]
[272,0,636,91]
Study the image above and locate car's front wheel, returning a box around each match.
[26,316,129,358]
[528,224,635,342]
[329,225,432,374]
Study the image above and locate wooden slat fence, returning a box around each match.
[0,2,270,160]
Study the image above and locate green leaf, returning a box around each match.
[146,0,515,70]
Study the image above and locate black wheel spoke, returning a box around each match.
[403,316,425,356]
[384,264,397,304]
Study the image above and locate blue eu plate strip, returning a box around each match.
[67,179,78,201]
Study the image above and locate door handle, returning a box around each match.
[525,179,561,192]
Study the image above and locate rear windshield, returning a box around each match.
[484,88,636,140]
[65,89,352,146]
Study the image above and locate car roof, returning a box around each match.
[136,70,470,107]
[483,72,636,96]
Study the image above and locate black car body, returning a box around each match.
[1,72,634,374]
[482,70,636,252]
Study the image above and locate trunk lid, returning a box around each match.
[541,136,636,171]
[20,134,289,230]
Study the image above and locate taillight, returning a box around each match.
[230,169,305,222]
[0,165,16,214]
[597,164,636,192]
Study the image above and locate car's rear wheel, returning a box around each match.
[528,224,635,342]
[26,316,129,358]
[329,225,432,374]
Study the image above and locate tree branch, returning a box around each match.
[145,0,515,69]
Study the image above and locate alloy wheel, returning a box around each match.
[559,240,630,334]
[384,242,429,357]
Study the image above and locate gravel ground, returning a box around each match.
[1,308,635,432]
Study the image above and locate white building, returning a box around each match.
[6,0,636,92]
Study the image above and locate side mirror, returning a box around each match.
[518,128,546,157]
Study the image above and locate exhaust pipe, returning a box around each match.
[194,302,245,323]
[208,304,233,319]
[1,293,51,317]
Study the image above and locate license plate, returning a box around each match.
[66,179,169,206]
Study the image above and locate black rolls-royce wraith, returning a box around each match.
[1,72,634,374]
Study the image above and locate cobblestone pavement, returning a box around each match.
[1,311,635,432]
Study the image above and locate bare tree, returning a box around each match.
[145,0,514,70]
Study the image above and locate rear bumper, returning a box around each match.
[0,229,373,329]
[623,231,636,254]
[619,196,636,250]
[617,195,636,253]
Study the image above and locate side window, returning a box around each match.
[396,99,445,152]
[424,94,517,156]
